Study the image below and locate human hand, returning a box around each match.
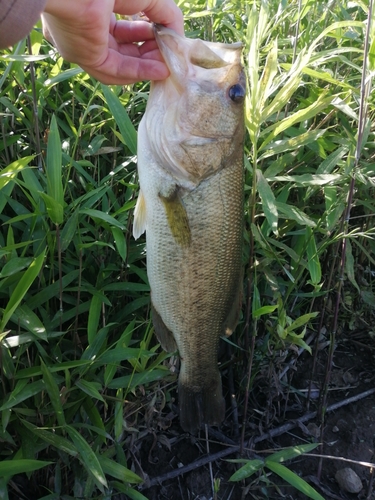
[42,0,184,85]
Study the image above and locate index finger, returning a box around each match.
[114,0,184,36]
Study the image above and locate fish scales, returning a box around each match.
[134,25,245,433]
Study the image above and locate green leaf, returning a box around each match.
[0,156,34,190]
[44,67,84,87]
[316,147,348,175]
[259,130,326,160]
[88,295,102,345]
[15,360,90,379]
[252,305,278,318]
[260,50,309,122]
[101,85,137,155]
[229,459,264,481]
[82,399,107,445]
[0,477,9,500]
[252,283,261,316]
[75,379,105,404]
[46,115,64,212]
[287,335,312,353]
[268,174,342,186]
[0,54,49,62]
[265,461,324,500]
[80,208,125,230]
[361,290,375,307]
[305,227,321,285]
[111,226,127,261]
[10,304,46,340]
[260,94,333,150]
[108,368,170,390]
[311,20,364,49]
[99,456,142,484]
[104,363,117,388]
[284,312,319,335]
[40,360,66,426]
[345,238,360,291]
[276,202,316,227]
[66,425,107,492]
[114,388,123,441]
[39,192,64,226]
[0,380,45,411]
[257,170,278,233]
[0,257,32,278]
[258,38,278,110]
[22,420,78,457]
[0,250,45,333]
[0,460,52,478]
[267,443,319,463]
[97,348,152,365]
[61,210,79,252]
[80,326,109,364]
[111,482,149,500]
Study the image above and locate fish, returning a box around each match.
[133,24,245,434]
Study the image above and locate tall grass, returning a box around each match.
[0,0,374,498]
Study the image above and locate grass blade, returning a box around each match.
[101,85,137,155]
[98,456,142,484]
[259,129,326,159]
[256,170,278,234]
[265,461,324,500]
[46,114,63,223]
[266,443,319,463]
[306,227,321,285]
[0,380,45,411]
[0,460,53,478]
[0,250,45,333]
[22,420,78,457]
[40,360,66,426]
[229,459,264,481]
[75,379,105,405]
[66,425,108,492]
[0,156,34,190]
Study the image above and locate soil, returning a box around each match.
[130,329,375,500]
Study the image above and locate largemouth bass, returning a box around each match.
[133,25,245,434]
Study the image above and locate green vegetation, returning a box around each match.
[1,0,374,498]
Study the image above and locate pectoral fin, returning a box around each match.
[133,189,146,239]
[159,189,191,247]
[152,303,178,352]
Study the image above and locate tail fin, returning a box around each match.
[178,372,225,434]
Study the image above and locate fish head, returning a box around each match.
[145,25,245,186]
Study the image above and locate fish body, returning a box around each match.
[134,25,245,433]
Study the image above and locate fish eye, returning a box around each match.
[229,84,245,103]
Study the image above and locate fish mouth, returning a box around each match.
[152,23,184,76]
[152,23,242,79]
[153,23,177,40]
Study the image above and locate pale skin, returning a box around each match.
[42,0,184,84]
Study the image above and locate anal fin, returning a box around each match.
[151,303,178,353]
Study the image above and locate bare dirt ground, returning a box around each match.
[8,329,374,499]
[132,329,375,500]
